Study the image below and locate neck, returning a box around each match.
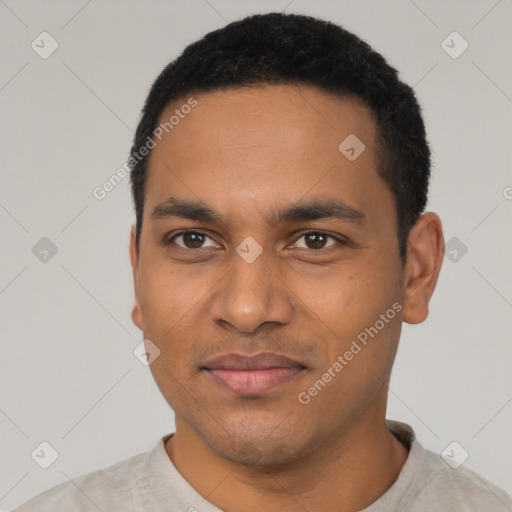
[165,411,409,511]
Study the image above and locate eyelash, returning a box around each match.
[164,229,347,252]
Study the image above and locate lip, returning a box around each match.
[201,352,306,396]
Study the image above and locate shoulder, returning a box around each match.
[413,446,512,510]
[12,450,148,512]
[385,421,512,511]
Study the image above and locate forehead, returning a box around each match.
[144,84,393,231]
[153,84,377,161]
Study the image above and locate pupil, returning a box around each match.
[184,233,204,248]
[306,233,326,249]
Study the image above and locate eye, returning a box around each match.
[167,230,219,250]
[291,231,343,250]
[165,230,346,252]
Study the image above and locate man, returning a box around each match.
[15,11,511,512]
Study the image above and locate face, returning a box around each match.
[130,84,412,465]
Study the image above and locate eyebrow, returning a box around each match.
[151,196,366,228]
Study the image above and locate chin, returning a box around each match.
[198,414,312,467]
[209,436,304,466]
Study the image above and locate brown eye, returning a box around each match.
[293,232,339,250]
[169,231,218,250]
[181,232,205,249]
[305,233,328,249]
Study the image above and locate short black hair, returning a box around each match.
[129,12,430,263]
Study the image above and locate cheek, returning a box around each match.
[148,356,198,417]
[138,260,208,331]
[136,275,188,378]
[296,267,374,326]
[297,262,401,355]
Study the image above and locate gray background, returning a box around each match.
[1,0,511,509]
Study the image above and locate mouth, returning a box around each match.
[201,352,306,396]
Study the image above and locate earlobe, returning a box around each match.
[402,212,445,325]
[129,224,144,331]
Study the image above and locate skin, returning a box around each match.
[129,84,444,511]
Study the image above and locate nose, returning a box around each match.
[209,249,294,334]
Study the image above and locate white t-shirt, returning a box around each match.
[13,421,512,511]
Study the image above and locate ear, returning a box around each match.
[129,224,144,330]
[402,212,445,324]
